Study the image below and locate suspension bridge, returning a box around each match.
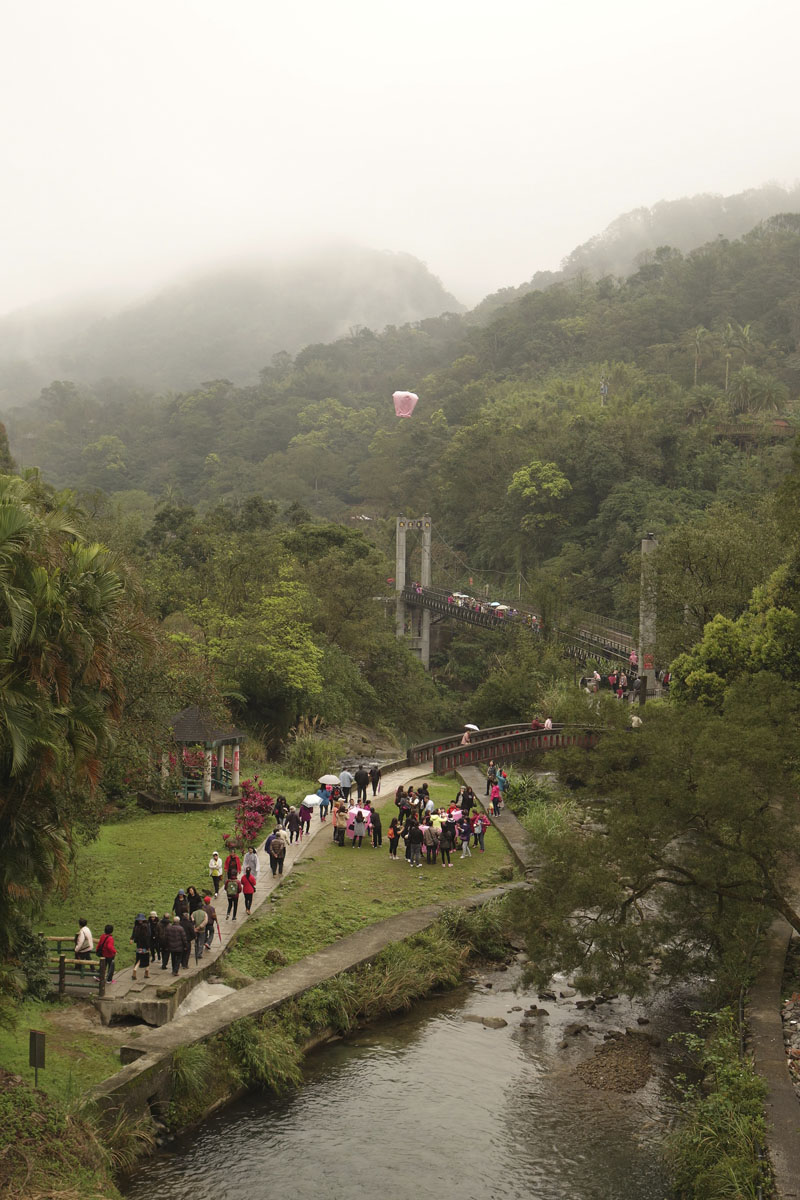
[392,515,644,674]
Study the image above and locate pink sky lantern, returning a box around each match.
[392,390,419,418]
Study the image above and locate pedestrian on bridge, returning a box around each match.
[485,761,497,795]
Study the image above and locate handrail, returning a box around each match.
[433,727,600,773]
[406,722,546,764]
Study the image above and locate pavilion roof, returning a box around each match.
[170,705,245,746]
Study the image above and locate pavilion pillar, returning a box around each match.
[203,745,213,803]
[232,742,240,796]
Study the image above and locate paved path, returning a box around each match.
[99,763,434,1019]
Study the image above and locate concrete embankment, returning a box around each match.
[90,883,521,1121]
[749,915,800,1199]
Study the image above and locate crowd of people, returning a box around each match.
[74,762,507,986]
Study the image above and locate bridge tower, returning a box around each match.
[395,514,432,668]
[638,533,658,701]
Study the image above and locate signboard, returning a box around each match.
[643,654,654,670]
[29,1030,45,1086]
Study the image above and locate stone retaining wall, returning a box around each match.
[90,884,521,1123]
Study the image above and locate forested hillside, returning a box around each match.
[6,215,800,641]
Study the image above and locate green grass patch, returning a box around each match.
[0,998,120,1103]
[39,764,320,955]
[225,775,515,981]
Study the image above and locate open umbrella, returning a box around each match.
[464,723,480,731]
[318,773,340,786]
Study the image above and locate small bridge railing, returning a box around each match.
[432,726,599,773]
[406,722,535,765]
[43,936,106,997]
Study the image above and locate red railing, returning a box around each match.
[406,722,541,765]
[432,727,599,773]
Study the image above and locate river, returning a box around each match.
[122,960,676,1199]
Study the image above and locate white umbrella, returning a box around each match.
[489,601,501,607]
[303,792,322,807]
[318,773,340,785]
[464,723,480,731]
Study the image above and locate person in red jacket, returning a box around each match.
[95,924,116,984]
[240,867,257,914]
[224,851,241,879]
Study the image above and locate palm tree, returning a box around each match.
[0,475,127,989]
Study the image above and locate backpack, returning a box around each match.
[225,878,239,897]
[271,838,286,859]
[95,934,107,958]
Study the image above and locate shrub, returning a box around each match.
[170,1043,214,1103]
[282,717,345,780]
[223,1016,303,1091]
[438,900,510,961]
[666,1009,770,1199]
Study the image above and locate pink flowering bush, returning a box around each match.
[222,777,275,850]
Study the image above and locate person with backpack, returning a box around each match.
[74,918,93,970]
[299,801,313,838]
[472,811,490,852]
[486,760,497,795]
[317,786,330,822]
[439,819,455,867]
[130,913,152,980]
[179,911,195,966]
[147,912,161,965]
[95,924,116,984]
[240,867,257,914]
[387,817,401,860]
[458,817,472,859]
[334,803,348,848]
[224,850,241,879]
[407,818,424,867]
[268,828,287,875]
[286,806,301,844]
[202,896,218,948]
[165,915,188,976]
[224,873,242,920]
[191,901,208,960]
[352,808,367,848]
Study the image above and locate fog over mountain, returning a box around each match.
[1,183,799,403]
[0,245,462,398]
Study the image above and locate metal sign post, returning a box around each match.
[29,1029,45,1088]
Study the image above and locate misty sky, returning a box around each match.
[3,0,799,314]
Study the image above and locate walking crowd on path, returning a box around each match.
[74,760,504,989]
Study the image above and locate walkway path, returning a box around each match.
[98,763,434,1024]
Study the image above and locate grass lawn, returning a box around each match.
[24,769,514,1093]
[0,998,120,1101]
[39,764,320,953]
[225,774,516,980]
